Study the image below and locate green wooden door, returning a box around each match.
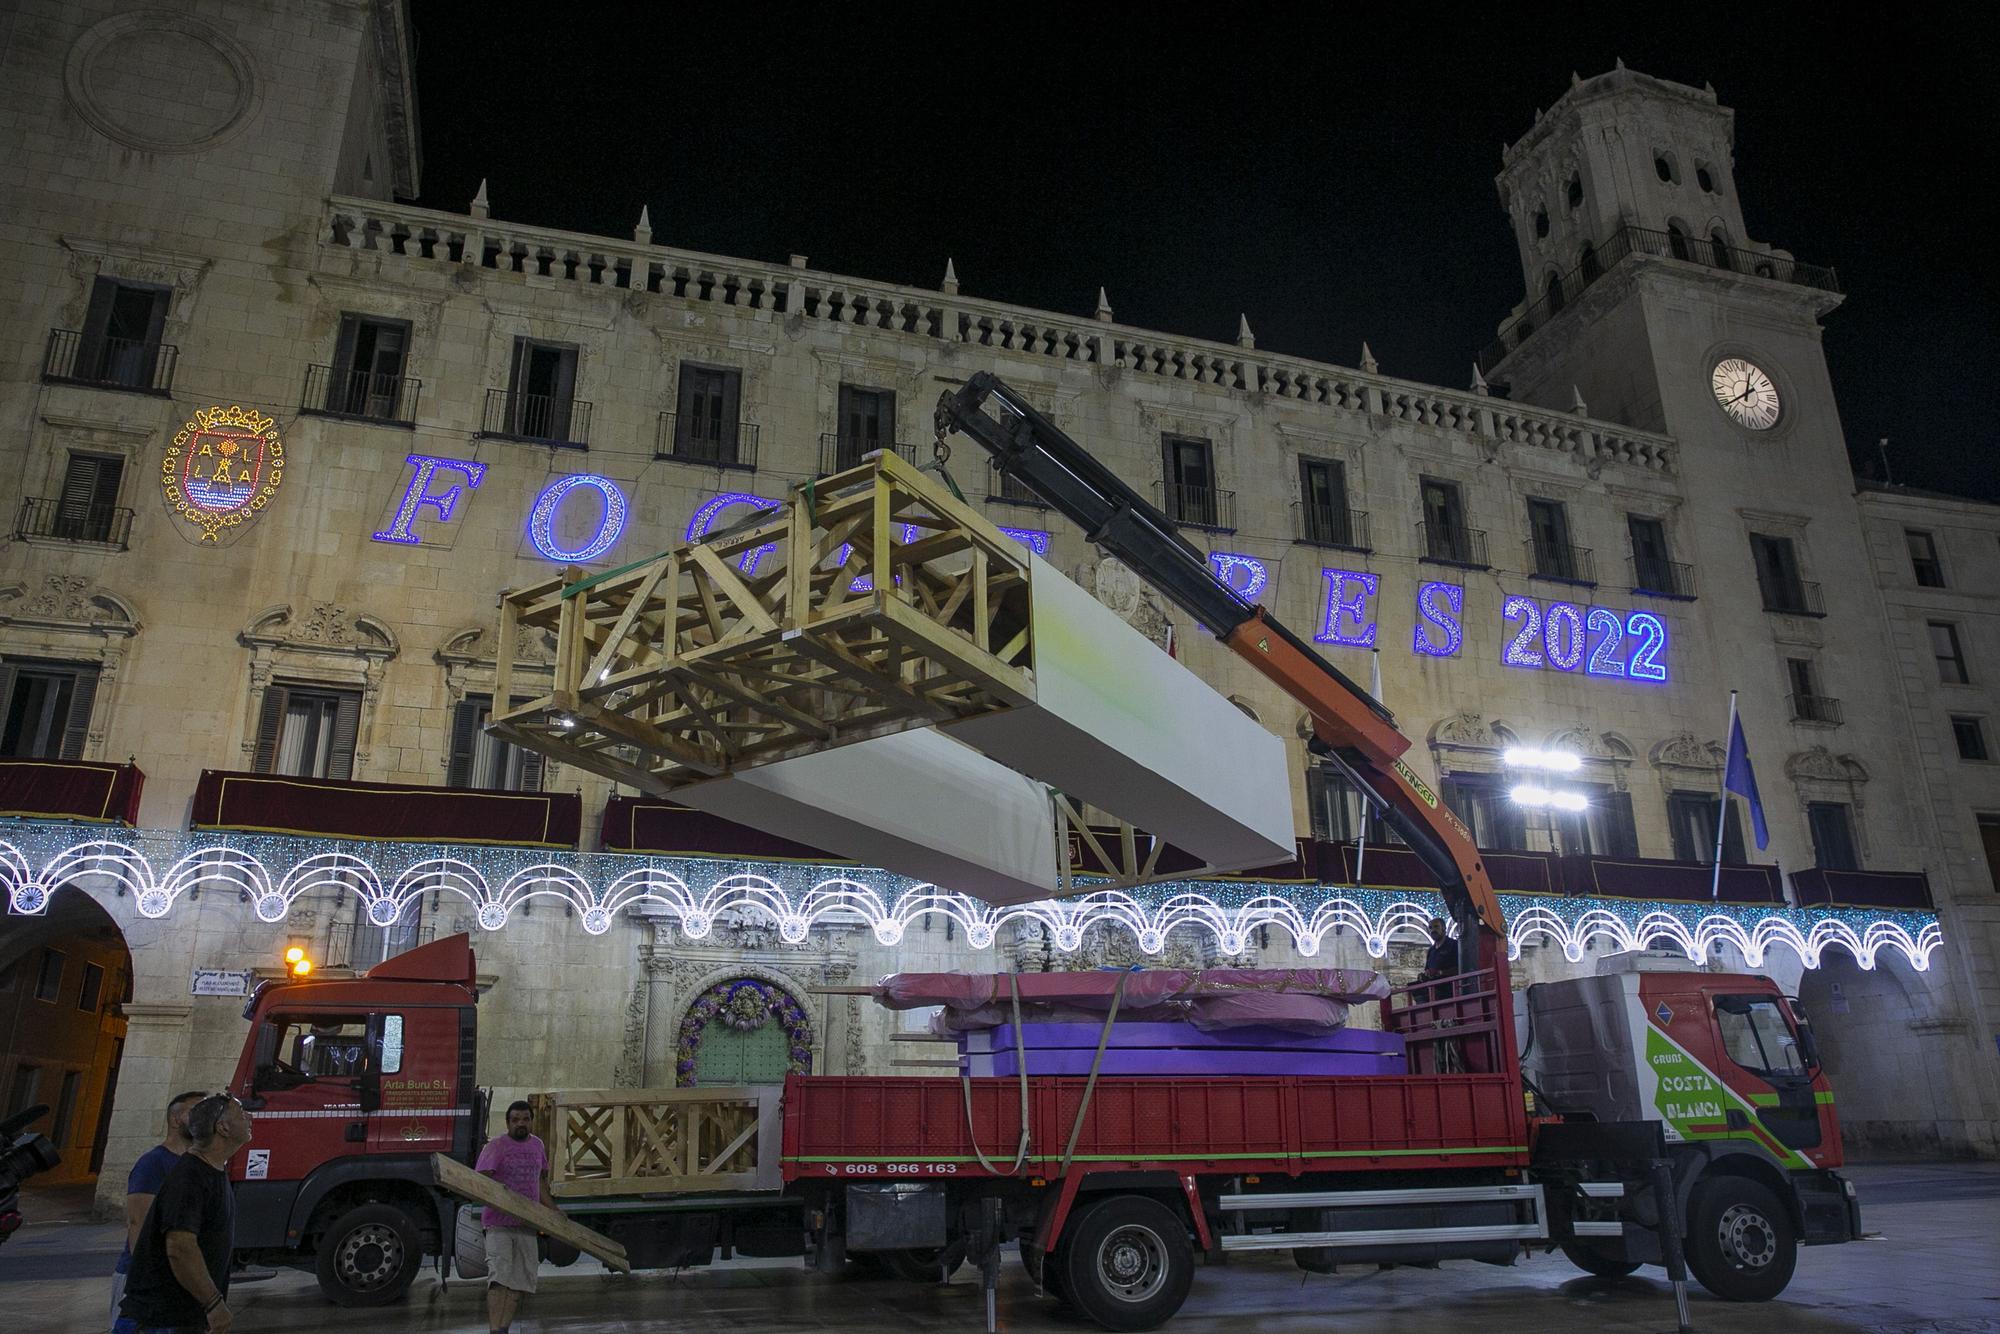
[692,1020,791,1086]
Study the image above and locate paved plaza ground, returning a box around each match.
[5,1162,1995,1332]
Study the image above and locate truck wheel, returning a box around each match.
[1558,1237,1641,1278]
[1057,1195,1194,1332]
[1684,1176,1797,1302]
[315,1202,423,1307]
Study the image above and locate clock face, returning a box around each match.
[1711,358,1782,430]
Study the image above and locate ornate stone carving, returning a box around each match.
[241,603,397,657]
[436,623,557,668]
[1785,747,1868,785]
[1076,557,1174,651]
[0,575,139,630]
[1652,731,1724,771]
[1429,711,1495,750]
[64,13,262,155]
[612,979,647,1087]
[843,996,863,1075]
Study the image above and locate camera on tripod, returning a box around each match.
[0,1104,63,1247]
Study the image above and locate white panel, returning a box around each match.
[948,554,1294,871]
[675,728,1060,905]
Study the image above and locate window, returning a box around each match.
[51,1070,82,1148]
[1526,497,1578,579]
[1305,764,1393,844]
[325,314,411,420]
[349,897,422,971]
[1654,153,1677,183]
[77,276,170,389]
[252,685,362,780]
[7,1066,40,1119]
[1298,457,1354,547]
[380,1014,404,1074]
[447,694,544,791]
[1578,242,1600,282]
[1930,621,1970,684]
[1666,790,1745,864]
[1534,208,1549,239]
[1953,716,1990,762]
[505,337,579,441]
[1627,514,1675,592]
[1715,995,1807,1078]
[1566,174,1582,210]
[1574,789,1641,858]
[34,949,66,1003]
[1710,229,1733,271]
[1161,434,1219,527]
[833,384,896,471]
[52,452,125,543]
[0,659,101,759]
[1978,814,2000,892]
[1667,223,1691,261]
[1749,533,1808,613]
[1420,476,1474,564]
[1696,164,1716,193]
[1440,772,1527,852]
[1906,530,1945,587]
[673,362,744,464]
[270,1015,371,1080]
[1545,271,1565,314]
[1807,801,1859,871]
[77,962,104,1012]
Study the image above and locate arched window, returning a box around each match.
[1696,164,1716,193]
[1566,174,1583,209]
[1710,229,1733,271]
[1579,243,1600,282]
[1667,223,1690,261]
[1654,152,1677,184]
[1545,271,1565,314]
[1534,208,1550,239]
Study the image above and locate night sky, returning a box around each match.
[408,5,1995,502]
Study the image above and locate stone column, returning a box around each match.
[94,1001,195,1217]
[639,928,684,1087]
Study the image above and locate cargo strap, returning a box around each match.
[961,973,1031,1175]
[1055,969,1131,1179]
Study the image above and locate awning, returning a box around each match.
[0,758,144,825]
[189,770,581,848]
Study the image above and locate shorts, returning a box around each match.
[485,1226,539,1293]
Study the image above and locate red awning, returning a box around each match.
[0,758,144,825]
[190,770,581,849]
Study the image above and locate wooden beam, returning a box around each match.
[431,1153,630,1272]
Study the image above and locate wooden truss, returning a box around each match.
[530,1086,782,1197]
[491,451,1036,796]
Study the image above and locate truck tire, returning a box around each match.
[1684,1176,1797,1302]
[1558,1237,1641,1278]
[315,1202,424,1307]
[1057,1195,1194,1332]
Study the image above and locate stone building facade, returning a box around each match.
[0,1,1991,1219]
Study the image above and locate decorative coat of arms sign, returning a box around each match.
[163,404,285,541]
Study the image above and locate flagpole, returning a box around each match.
[1355,648,1382,889]
[1711,689,1739,900]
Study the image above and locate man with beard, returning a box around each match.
[475,1100,552,1334]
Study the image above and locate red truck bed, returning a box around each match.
[780,1071,1529,1180]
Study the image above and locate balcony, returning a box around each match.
[1295,503,1371,553]
[1417,522,1489,570]
[1478,225,1842,375]
[14,496,134,549]
[300,363,420,426]
[1631,558,1698,601]
[818,433,917,476]
[1527,539,1596,586]
[1761,579,1826,617]
[42,329,177,396]
[656,412,759,470]
[1156,481,1236,532]
[1791,693,1844,726]
[480,389,592,448]
[987,464,1048,508]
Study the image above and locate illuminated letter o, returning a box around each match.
[528,473,628,563]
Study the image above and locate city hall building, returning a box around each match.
[0,2,1993,1215]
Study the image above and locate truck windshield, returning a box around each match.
[1714,995,1807,1079]
[271,1015,370,1079]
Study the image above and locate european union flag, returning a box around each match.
[1725,713,1770,851]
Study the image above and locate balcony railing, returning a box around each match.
[1630,558,1698,600]
[1527,539,1596,586]
[14,496,133,549]
[480,389,591,448]
[1761,579,1826,617]
[988,464,1047,508]
[300,363,420,425]
[818,433,918,476]
[1791,693,1844,725]
[42,329,177,395]
[1479,225,1842,374]
[1295,503,1370,552]
[656,412,759,470]
[1157,482,1236,531]
[1417,522,1489,569]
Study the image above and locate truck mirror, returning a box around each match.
[1786,996,1822,1073]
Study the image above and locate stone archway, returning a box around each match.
[673,975,815,1088]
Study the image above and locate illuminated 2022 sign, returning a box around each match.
[1305,565,1669,684]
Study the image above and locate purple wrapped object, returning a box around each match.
[968,1047,1407,1078]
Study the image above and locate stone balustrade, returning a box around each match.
[323,196,1676,476]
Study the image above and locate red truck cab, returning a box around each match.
[227,936,484,1305]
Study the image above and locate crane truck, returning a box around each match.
[214,372,1859,1329]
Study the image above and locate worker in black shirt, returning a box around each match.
[1417,917,1457,1002]
[117,1093,254,1334]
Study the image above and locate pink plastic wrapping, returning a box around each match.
[873,968,1387,1035]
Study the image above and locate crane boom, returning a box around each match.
[935,372,1506,956]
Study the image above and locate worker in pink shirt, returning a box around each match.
[474,1100,552,1334]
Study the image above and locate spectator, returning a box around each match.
[476,1100,552,1334]
[1417,917,1457,1001]
[110,1090,205,1331]
[117,1093,254,1334]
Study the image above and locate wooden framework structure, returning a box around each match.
[529,1086,784,1198]
[492,451,1036,796]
